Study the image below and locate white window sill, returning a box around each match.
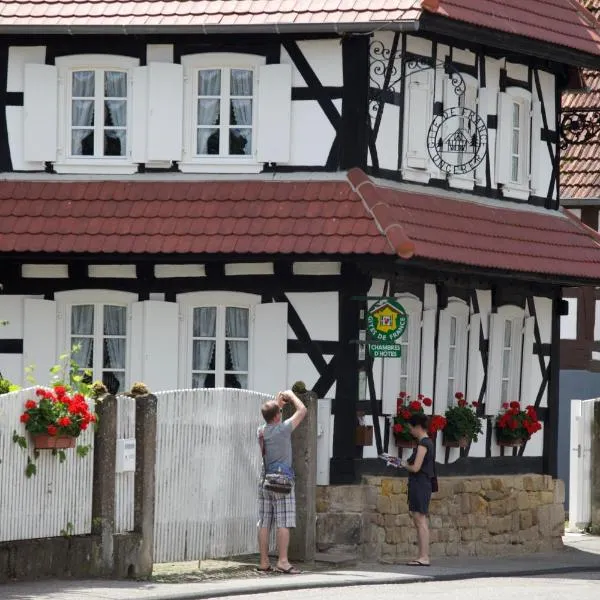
[448,175,475,191]
[501,184,530,201]
[54,161,138,175]
[401,167,431,184]
[179,161,262,174]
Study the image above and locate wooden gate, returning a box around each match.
[152,388,272,563]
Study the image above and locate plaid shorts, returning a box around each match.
[257,481,296,529]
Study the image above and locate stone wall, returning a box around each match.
[317,474,565,561]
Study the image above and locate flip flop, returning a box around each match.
[255,566,273,573]
[406,560,430,567]
[275,565,302,574]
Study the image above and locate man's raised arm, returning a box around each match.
[281,390,307,431]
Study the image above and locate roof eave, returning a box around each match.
[420,13,600,70]
[561,196,600,207]
[0,20,420,36]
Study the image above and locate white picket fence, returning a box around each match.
[569,398,597,530]
[0,388,95,542]
[115,394,136,533]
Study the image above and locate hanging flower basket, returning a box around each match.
[32,434,76,450]
[495,401,541,448]
[443,435,469,448]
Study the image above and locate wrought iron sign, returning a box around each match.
[560,108,600,149]
[427,107,488,175]
[369,38,489,175]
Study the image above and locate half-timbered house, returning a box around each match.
[1,0,600,487]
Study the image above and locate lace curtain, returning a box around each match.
[71,305,94,370]
[193,307,217,387]
[225,307,249,389]
[104,71,127,156]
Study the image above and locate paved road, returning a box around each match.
[209,574,600,600]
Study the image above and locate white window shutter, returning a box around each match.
[486,314,503,415]
[24,64,57,162]
[466,313,483,403]
[146,62,183,162]
[256,64,292,164]
[455,313,469,394]
[509,318,525,402]
[530,100,543,196]
[495,92,512,184]
[434,310,452,415]
[129,301,144,384]
[23,299,57,383]
[405,70,432,169]
[132,301,179,393]
[251,302,288,395]
[131,66,148,163]
[420,309,436,400]
[520,316,535,407]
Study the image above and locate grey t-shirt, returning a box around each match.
[259,419,293,472]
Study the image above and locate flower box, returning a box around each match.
[497,438,524,448]
[443,435,469,448]
[355,425,373,446]
[32,434,76,450]
[394,435,417,449]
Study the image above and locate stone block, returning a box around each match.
[517,492,531,510]
[519,510,533,530]
[482,489,508,501]
[429,515,443,529]
[381,479,394,498]
[316,513,363,547]
[392,479,407,494]
[445,542,459,556]
[429,542,447,557]
[491,478,506,491]
[553,479,565,504]
[537,491,554,505]
[461,528,483,542]
[457,541,478,556]
[328,485,365,512]
[377,496,392,514]
[429,499,448,515]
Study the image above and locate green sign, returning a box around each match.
[366,299,407,360]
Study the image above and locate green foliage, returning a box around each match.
[25,456,37,478]
[444,402,483,443]
[76,444,92,458]
[291,381,307,394]
[0,378,20,395]
[60,522,74,538]
[12,430,27,449]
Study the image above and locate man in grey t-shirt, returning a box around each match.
[257,390,307,574]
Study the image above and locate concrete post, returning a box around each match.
[592,402,600,533]
[288,390,318,563]
[133,394,157,577]
[91,393,117,575]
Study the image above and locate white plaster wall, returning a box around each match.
[286,292,338,342]
[289,99,338,165]
[287,353,335,398]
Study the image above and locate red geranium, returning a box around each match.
[19,384,96,439]
[393,391,444,442]
[495,401,542,443]
[422,397,433,407]
[444,393,482,443]
[428,414,447,435]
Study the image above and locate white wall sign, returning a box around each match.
[116,438,136,473]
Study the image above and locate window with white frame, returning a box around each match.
[69,304,128,394]
[190,306,250,389]
[496,87,532,199]
[435,299,469,409]
[487,305,525,413]
[54,55,138,172]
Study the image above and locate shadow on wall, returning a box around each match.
[559,369,600,510]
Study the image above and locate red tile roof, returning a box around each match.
[1,1,599,58]
[432,0,600,57]
[3,171,600,282]
[562,0,600,200]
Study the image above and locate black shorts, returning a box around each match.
[408,475,432,515]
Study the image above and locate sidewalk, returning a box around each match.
[2,533,600,600]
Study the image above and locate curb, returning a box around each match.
[145,564,600,600]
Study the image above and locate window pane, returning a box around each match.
[71,337,93,369]
[103,338,126,369]
[225,373,247,389]
[104,306,126,335]
[193,340,216,371]
[504,321,512,347]
[193,307,216,337]
[226,340,248,371]
[229,128,251,155]
[511,156,519,182]
[226,307,249,337]
[104,71,127,98]
[230,69,253,96]
[72,130,94,156]
[230,99,252,126]
[72,100,95,126]
[72,305,94,334]
[512,130,519,155]
[103,371,124,395]
[104,130,126,156]
[197,128,219,154]
[449,316,457,344]
[512,103,520,127]
[501,379,509,403]
[193,373,215,388]
[73,71,95,97]
[198,99,220,126]
[105,100,127,126]
[198,69,221,96]
[448,347,455,375]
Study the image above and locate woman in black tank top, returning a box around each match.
[400,413,433,566]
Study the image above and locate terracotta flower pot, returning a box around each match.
[498,438,524,448]
[443,435,469,448]
[32,434,76,450]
